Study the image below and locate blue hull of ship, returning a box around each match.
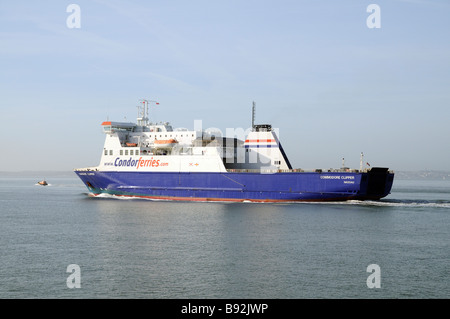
[75,168,394,202]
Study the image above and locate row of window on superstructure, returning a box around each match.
[104,149,140,156]
[149,133,195,138]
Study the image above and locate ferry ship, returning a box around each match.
[74,100,394,202]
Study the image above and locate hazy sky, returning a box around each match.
[1,0,449,172]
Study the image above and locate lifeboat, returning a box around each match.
[38,180,48,186]
[154,139,178,147]
[126,143,138,147]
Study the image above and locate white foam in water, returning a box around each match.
[85,192,450,207]
[275,199,450,208]
[346,200,450,209]
[90,193,172,201]
[91,193,131,199]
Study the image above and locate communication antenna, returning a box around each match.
[252,101,256,131]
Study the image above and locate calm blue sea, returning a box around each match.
[0,174,449,299]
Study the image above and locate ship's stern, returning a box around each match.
[360,167,394,200]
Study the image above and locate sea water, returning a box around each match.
[0,174,448,299]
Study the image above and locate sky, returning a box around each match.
[1,0,449,172]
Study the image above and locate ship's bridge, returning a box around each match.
[101,121,136,133]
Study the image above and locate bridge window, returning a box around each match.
[103,125,112,133]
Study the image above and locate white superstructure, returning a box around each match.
[87,100,291,173]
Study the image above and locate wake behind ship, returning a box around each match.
[74,100,394,202]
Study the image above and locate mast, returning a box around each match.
[137,99,159,126]
[360,152,364,171]
[252,101,256,131]
[137,99,149,126]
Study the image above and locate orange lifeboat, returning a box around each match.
[154,139,178,147]
[126,143,138,147]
